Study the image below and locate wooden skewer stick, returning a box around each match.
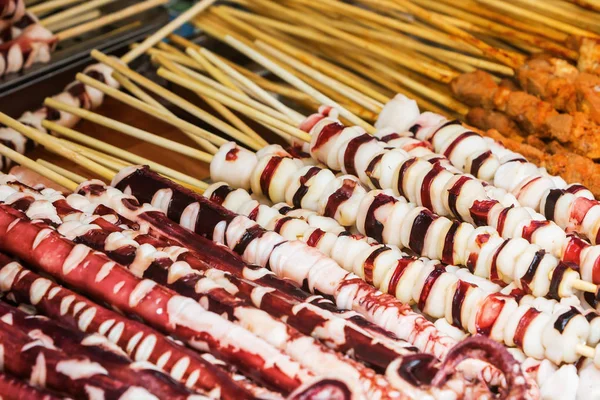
[436,0,568,43]
[59,139,131,171]
[223,35,377,134]
[218,1,457,84]
[40,0,114,26]
[0,112,115,182]
[154,53,268,148]
[44,98,214,164]
[54,135,206,192]
[169,34,316,104]
[183,47,246,95]
[194,47,306,124]
[383,0,526,68]
[153,56,298,125]
[42,120,208,189]
[75,73,236,150]
[121,0,217,64]
[92,50,263,151]
[0,144,79,191]
[29,0,83,15]
[157,68,312,142]
[147,47,205,70]
[255,41,386,113]
[110,72,219,154]
[55,0,168,41]
[412,0,578,60]
[568,0,600,13]
[36,159,86,184]
[46,10,101,33]
[478,0,600,38]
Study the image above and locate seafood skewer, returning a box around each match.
[0,298,205,399]
[0,203,316,394]
[0,255,271,400]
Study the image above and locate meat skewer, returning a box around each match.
[0,256,273,400]
[451,70,600,159]
[0,298,206,399]
[0,204,316,394]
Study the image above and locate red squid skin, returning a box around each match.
[0,371,62,400]
[0,299,200,399]
[0,205,304,394]
[0,311,143,399]
[0,254,257,400]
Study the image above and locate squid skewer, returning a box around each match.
[378,94,600,259]
[0,303,165,399]
[0,183,399,398]
[0,299,205,399]
[205,179,597,365]
[0,204,316,394]
[0,255,273,400]
[0,175,423,375]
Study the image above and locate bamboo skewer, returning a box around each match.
[75,73,235,151]
[0,143,79,191]
[109,72,219,154]
[40,0,115,26]
[153,54,268,148]
[195,48,306,124]
[411,0,578,60]
[37,159,86,184]
[55,0,168,41]
[195,14,389,105]
[568,0,600,12]
[59,139,131,171]
[184,47,246,96]
[121,0,217,63]
[42,121,208,190]
[478,0,600,38]
[29,0,83,15]
[222,35,377,134]
[255,41,385,113]
[46,10,102,33]
[154,58,299,125]
[218,1,457,84]
[157,68,312,142]
[0,112,115,182]
[378,0,526,68]
[169,36,315,104]
[92,50,263,151]
[44,98,214,164]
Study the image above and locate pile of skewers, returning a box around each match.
[3,0,600,399]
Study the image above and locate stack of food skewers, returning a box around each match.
[3,1,600,399]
